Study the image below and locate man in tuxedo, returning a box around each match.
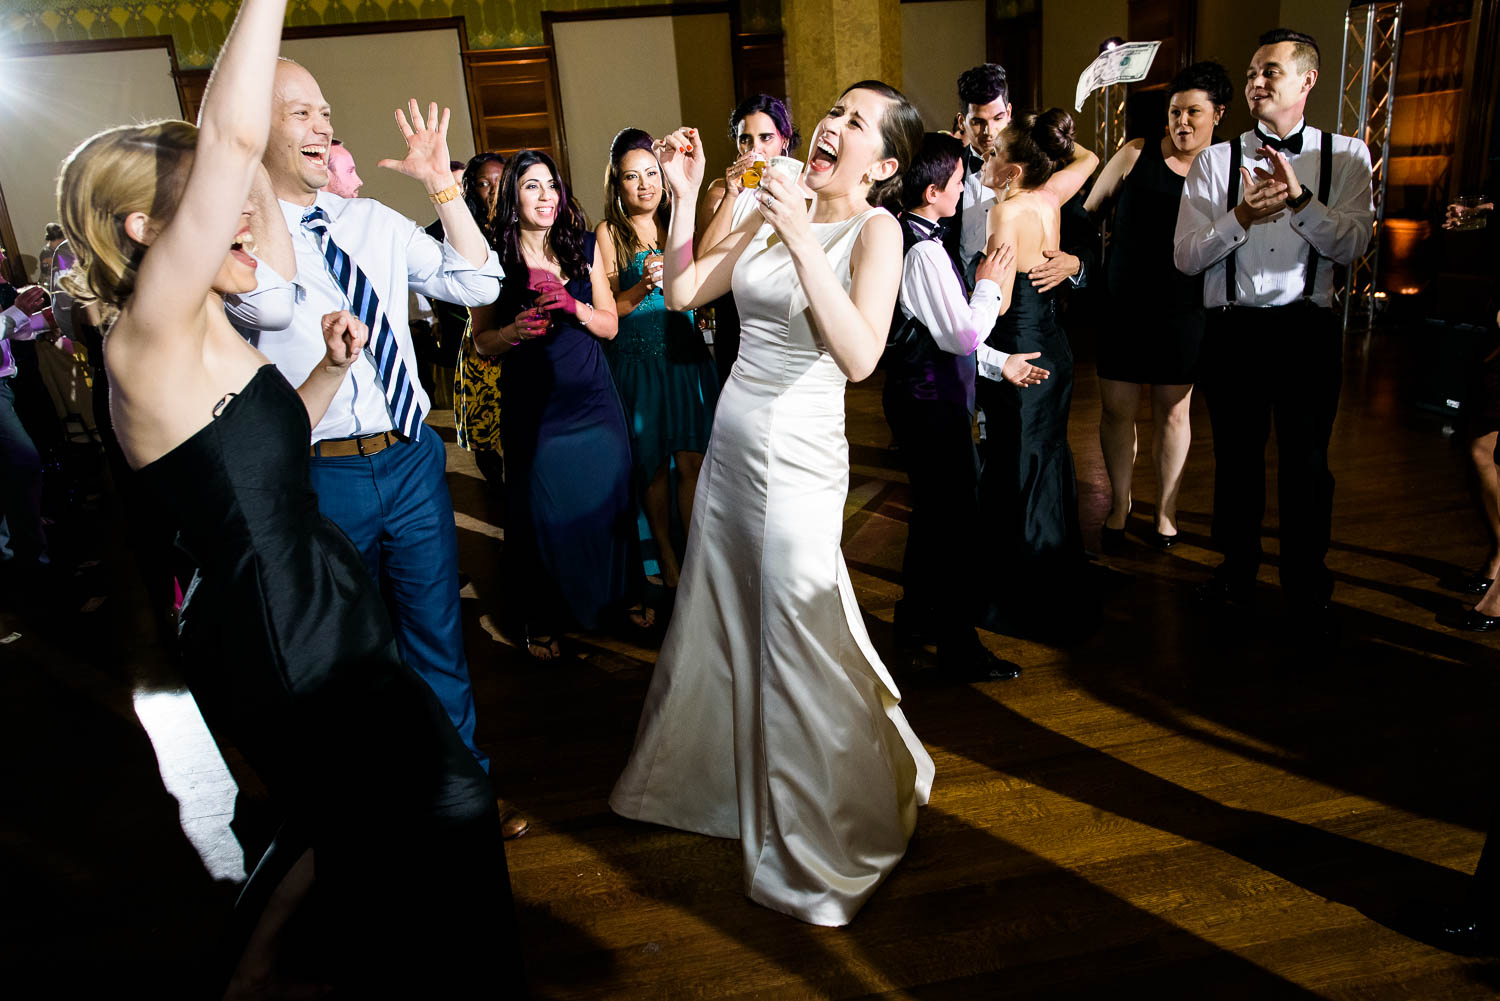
[1173,28,1373,637]
[945,63,1011,281]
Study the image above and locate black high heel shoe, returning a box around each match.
[1100,525,1126,553]
[1150,531,1178,550]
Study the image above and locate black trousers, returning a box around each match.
[1201,302,1342,605]
[883,386,980,646]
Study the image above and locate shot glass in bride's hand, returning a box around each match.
[738,153,769,189]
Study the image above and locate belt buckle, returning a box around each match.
[355,432,383,457]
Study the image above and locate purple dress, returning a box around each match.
[498,234,634,632]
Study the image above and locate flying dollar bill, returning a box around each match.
[1075,41,1162,111]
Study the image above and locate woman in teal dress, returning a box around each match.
[596,128,719,622]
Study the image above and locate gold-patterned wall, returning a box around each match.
[2,0,783,67]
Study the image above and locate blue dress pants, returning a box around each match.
[309,430,489,773]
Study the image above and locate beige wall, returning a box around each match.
[901,0,987,132]
[554,13,734,224]
[3,45,182,278]
[674,14,737,179]
[1041,0,1128,151]
[1284,1,1347,133]
[1196,0,1347,138]
[281,28,475,225]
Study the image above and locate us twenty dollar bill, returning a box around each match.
[1074,41,1161,111]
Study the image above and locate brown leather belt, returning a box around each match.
[310,431,405,458]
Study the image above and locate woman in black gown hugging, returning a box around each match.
[976,110,1098,629]
[1086,61,1232,549]
[54,0,519,992]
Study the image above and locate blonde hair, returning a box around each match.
[55,119,198,309]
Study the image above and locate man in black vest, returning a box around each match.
[1173,28,1373,637]
[887,132,1048,681]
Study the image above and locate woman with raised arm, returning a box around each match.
[470,149,632,662]
[696,94,800,385]
[610,81,932,927]
[596,128,719,626]
[1085,61,1232,550]
[975,109,1099,631]
[54,0,518,992]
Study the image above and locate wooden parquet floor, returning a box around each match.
[5,320,1500,998]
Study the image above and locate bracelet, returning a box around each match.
[428,183,462,205]
[579,301,595,326]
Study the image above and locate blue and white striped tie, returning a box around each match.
[301,206,423,441]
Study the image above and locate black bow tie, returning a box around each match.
[967,151,984,174]
[1255,127,1304,154]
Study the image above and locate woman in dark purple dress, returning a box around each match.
[470,150,634,661]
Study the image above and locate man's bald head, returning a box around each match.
[265,60,334,205]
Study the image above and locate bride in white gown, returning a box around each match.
[609,81,934,927]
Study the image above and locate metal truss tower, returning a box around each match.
[1336,1,1403,334]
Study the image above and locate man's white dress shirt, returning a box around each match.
[1173,122,1373,309]
[959,149,997,269]
[246,191,504,442]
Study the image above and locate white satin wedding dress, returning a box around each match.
[610,204,935,926]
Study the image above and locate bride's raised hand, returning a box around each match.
[755,169,811,247]
[654,128,704,198]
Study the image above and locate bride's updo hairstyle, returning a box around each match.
[55,119,198,309]
[836,80,923,210]
[1001,108,1076,189]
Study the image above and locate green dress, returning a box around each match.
[604,249,719,485]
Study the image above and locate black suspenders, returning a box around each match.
[1226,140,1242,302]
[1223,129,1336,305]
[1301,130,1336,298]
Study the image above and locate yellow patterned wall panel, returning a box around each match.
[2,0,783,67]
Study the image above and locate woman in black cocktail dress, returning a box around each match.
[55,0,519,992]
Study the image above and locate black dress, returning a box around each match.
[1097,139,1206,385]
[978,278,1084,602]
[134,364,519,994]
